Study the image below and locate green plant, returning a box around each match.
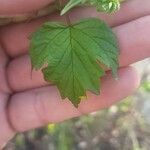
[29,0,121,107]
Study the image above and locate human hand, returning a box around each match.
[0,0,150,148]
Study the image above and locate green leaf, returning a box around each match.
[29,18,119,107]
[90,0,120,13]
[61,0,86,16]
[61,0,121,15]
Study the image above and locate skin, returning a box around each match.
[0,0,149,148]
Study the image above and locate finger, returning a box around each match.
[0,46,14,148]
[0,0,53,15]
[0,92,15,149]
[7,67,140,132]
[7,55,47,92]
[8,55,48,92]
[0,45,11,93]
[7,16,150,92]
[0,0,150,57]
[0,44,14,149]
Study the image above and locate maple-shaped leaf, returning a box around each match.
[29,18,119,107]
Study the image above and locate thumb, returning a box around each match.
[0,0,54,15]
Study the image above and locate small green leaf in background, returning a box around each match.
[61,0,121,15]
[61,0,86,15]
[90,0,120,13]
[29,18,119,107]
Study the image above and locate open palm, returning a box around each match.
[0,0,150,148]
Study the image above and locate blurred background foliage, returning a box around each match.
[4,59,150,150]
